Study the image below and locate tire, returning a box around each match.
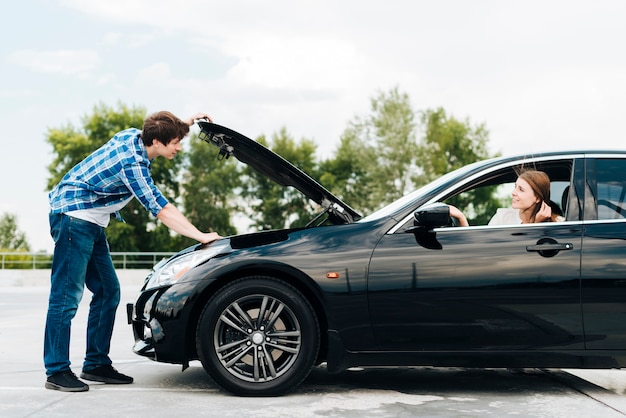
[196,276,320,396]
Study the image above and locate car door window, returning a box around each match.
[441,162,573,227]
[391,158,577,233]
[595,159,626,220]
[444,179,571,226]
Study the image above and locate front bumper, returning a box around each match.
[126,282,197,365]
[127,302,157,359]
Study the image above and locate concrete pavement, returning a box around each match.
[2,270,626,417]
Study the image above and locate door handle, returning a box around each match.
[525,238,573,257]
[526,243,573,252]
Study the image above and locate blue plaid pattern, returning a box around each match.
[49,128,169,218]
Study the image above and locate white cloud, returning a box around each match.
[0,88,36,99]
[8,49,100,77]
[136,63,172,82]
[225,36,364,91]
[59,0,212,28]
[102,32,123,46]
[95,73,117,86]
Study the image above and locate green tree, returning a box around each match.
[415,107,491,184]
[318,125,376,213]
[369,87,418,202]
[321,87,418,214]
[45,102,184,252]
[321,89,500,222]
[416,107,500,225]
[0,213,30,251]
[177,133,240,247]
[241,128,319,230]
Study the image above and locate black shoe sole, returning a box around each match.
[80,372,133,384]
[45,381,89,392]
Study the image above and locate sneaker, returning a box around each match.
[45,370,89,392]
[80,365,133,384]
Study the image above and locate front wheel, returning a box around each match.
[196,277,320,396]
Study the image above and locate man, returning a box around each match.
[44,111,221,392]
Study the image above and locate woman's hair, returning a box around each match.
[141,111,190,146]
[518,170,558,222]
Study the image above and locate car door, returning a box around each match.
[367,159,584,352]
[581,156,626,349]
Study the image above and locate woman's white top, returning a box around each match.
[488,207,565,226]
[488,208,521,225]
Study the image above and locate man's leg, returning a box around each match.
[83,231,120,370]
[44,214,97,392]
[80,231,132,384]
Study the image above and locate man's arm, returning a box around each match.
[156,203,221,244]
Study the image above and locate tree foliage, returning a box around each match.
[241,128,319,230]
[318,127,376,213]
[178,133,241,247]
[320,87,418,213]
[320,88,499,219]
[415,108,491,185]
[0,213,30,251]
[369,87,418,202]
[415,108,500,225]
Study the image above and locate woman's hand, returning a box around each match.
[535,201,553,222]
[448,205,469,227]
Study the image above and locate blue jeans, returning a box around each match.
[44,213,120,376]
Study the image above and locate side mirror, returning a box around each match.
[403,203,449,250]
[413,202,451,228]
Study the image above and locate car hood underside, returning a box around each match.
[198,122,361,225]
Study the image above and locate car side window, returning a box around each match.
[441,161,573,226]
[443,180,569,226]
[595,159,626,220]
[391,158,577,233]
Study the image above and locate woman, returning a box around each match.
[449,170,564,227]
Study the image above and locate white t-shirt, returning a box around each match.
[65,197,133,227]
[488,208,522,225]
[488,207,565,225]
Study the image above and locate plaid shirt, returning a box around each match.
[49,128,169,218]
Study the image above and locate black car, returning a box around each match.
[127,123,626,396]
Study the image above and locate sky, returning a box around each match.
[2,0,626,253]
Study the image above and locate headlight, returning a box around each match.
[145,240,230,290]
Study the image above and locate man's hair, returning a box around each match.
[141,111,190,146]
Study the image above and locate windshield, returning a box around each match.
[357,160,487,222]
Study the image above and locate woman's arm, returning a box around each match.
[448,205,469,227]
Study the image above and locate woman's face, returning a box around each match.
[511,177,540,211]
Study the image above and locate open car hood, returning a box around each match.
[198,122,362,225]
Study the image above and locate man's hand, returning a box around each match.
[184,112,213,126]
[157,203,221,243]
[200,232,221,244]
